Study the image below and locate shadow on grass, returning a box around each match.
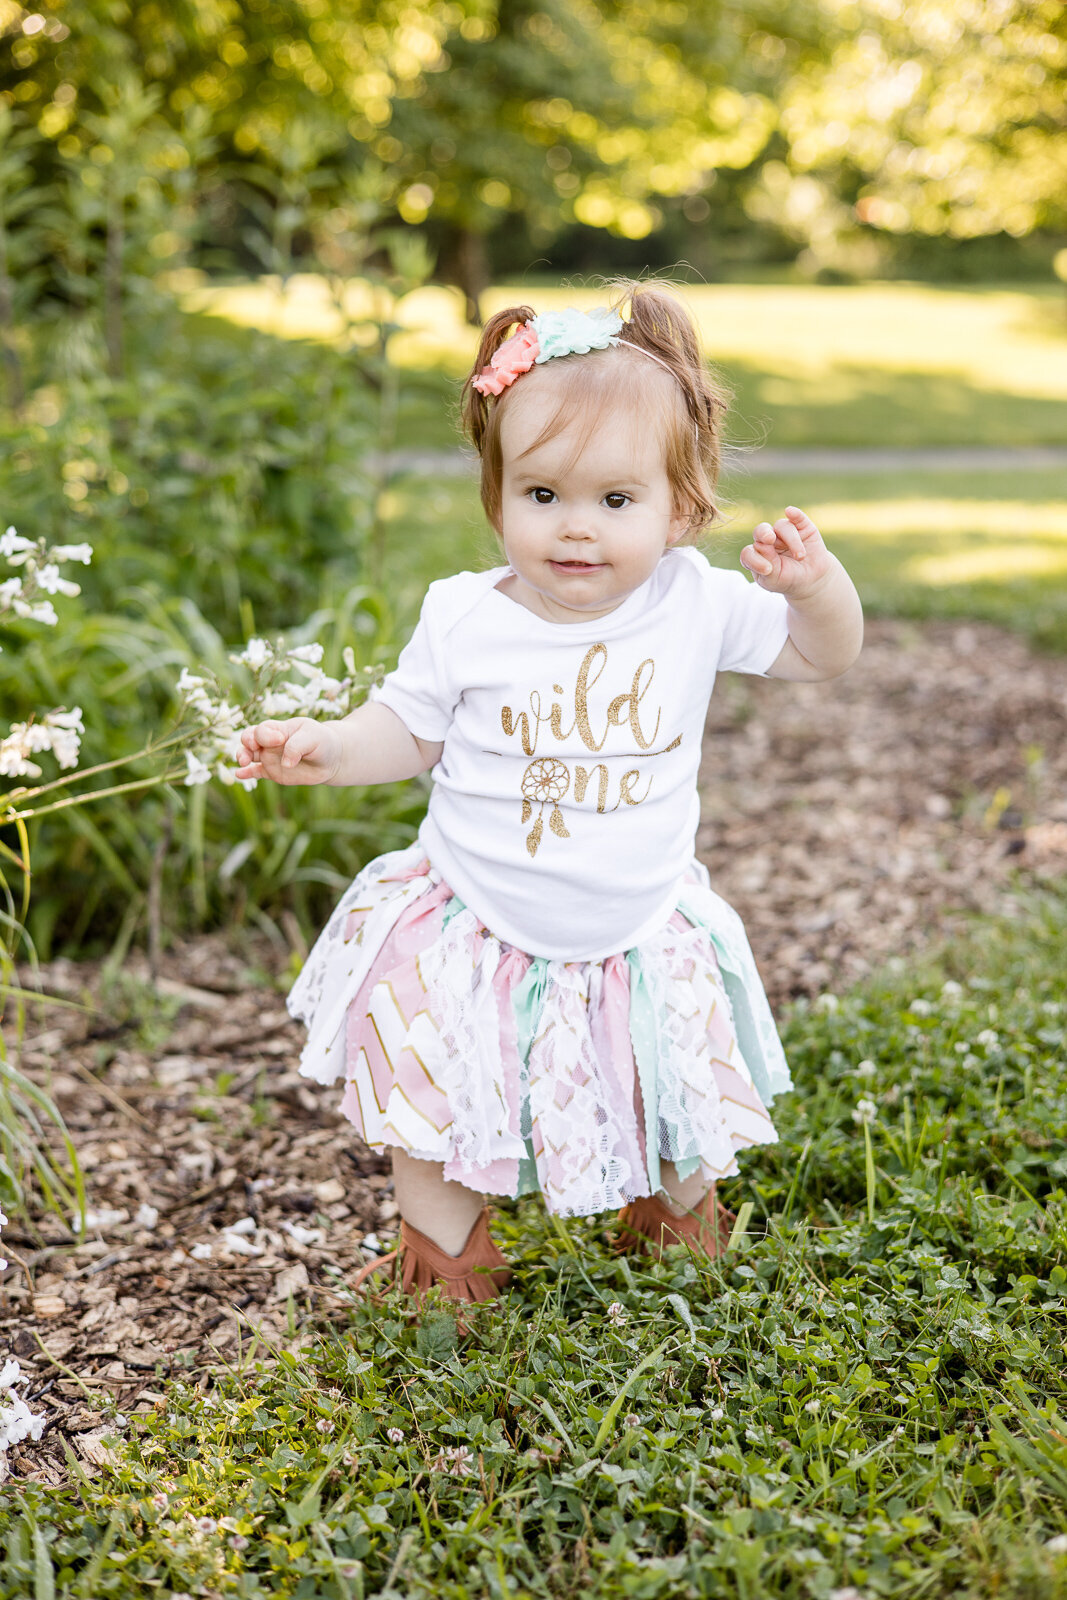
[720,359,1067,451]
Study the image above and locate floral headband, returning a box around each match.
[471,306,678,396]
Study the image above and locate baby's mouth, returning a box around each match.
[552,559,601,571]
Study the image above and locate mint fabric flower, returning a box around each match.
[532,307,623,363]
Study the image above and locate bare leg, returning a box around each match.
[389,1148,484,1256]
[659,1160,715,1218]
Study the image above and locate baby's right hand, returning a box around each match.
[235,719,343,785]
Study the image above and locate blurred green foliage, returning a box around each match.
[2,0,1064,307]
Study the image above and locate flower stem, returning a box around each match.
[6,769,187,822]
[2,727,196,806]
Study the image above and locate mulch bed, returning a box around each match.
[3,617,1066,1488]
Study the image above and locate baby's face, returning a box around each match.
[497,376,687,624]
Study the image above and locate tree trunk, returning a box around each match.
[0,206,24,415]
[455,227,490,326]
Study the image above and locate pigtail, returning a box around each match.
[460,304,536,455]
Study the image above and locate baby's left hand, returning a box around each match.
[740,507,833,597]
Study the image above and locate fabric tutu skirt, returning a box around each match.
[287,841,793,1219]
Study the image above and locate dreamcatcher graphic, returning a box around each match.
[520,758,571,857]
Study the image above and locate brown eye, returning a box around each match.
[604,493,630,510]
[530,488,555,505]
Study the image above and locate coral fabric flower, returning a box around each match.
[472,323,541,395]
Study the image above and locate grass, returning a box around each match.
[5,887,1066,1597]
[178,275,1067,450]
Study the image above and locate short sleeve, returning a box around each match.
[369,586,457,741]
[697,559,791,677]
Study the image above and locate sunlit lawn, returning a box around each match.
[177,274,1067,450]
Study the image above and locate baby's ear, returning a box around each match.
[667,504,693,544]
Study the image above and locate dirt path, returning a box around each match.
[3,617,1066,1486]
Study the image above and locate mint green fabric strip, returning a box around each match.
[675,883,793,1107]
[627,948,703,1189]
[511,957,550,1196]
[441,893,467,929]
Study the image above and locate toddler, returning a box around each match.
[236,282,863,1302]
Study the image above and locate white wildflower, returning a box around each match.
[0,577,22,605]
[0,1357,46,1453]
[35,563,81,598]
[184,750,212,786]
[941,981,964,1000]
[814,993,839,1014]
[908,998,934,1016]
[709,1406,724,1420]
[258,690,302,718]
[854,1059,877,1078]
[197,700,243,738]
[43,707,84,768]
[288,657,326,683]
[0,727,41,778]
[49,542,93,564]
[176,667,209,696]
[1046,1534,1067,1554]
[230,638,273,671]
[852,1098,878,1125]
[431,1444,473,1477]
[0,527,33,561]
[287,643,324,665]
[14,598,58,626]
[975,1029,999,1049]
[606,1301,627,1325]
[804,1398,820,1413]
[387,1427,405,1444]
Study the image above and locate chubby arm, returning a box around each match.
[740,506,863,682]
[235,700,444,787]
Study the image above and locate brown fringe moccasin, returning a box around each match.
[615,1188,737,1263]
[352,1207,512,1304]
